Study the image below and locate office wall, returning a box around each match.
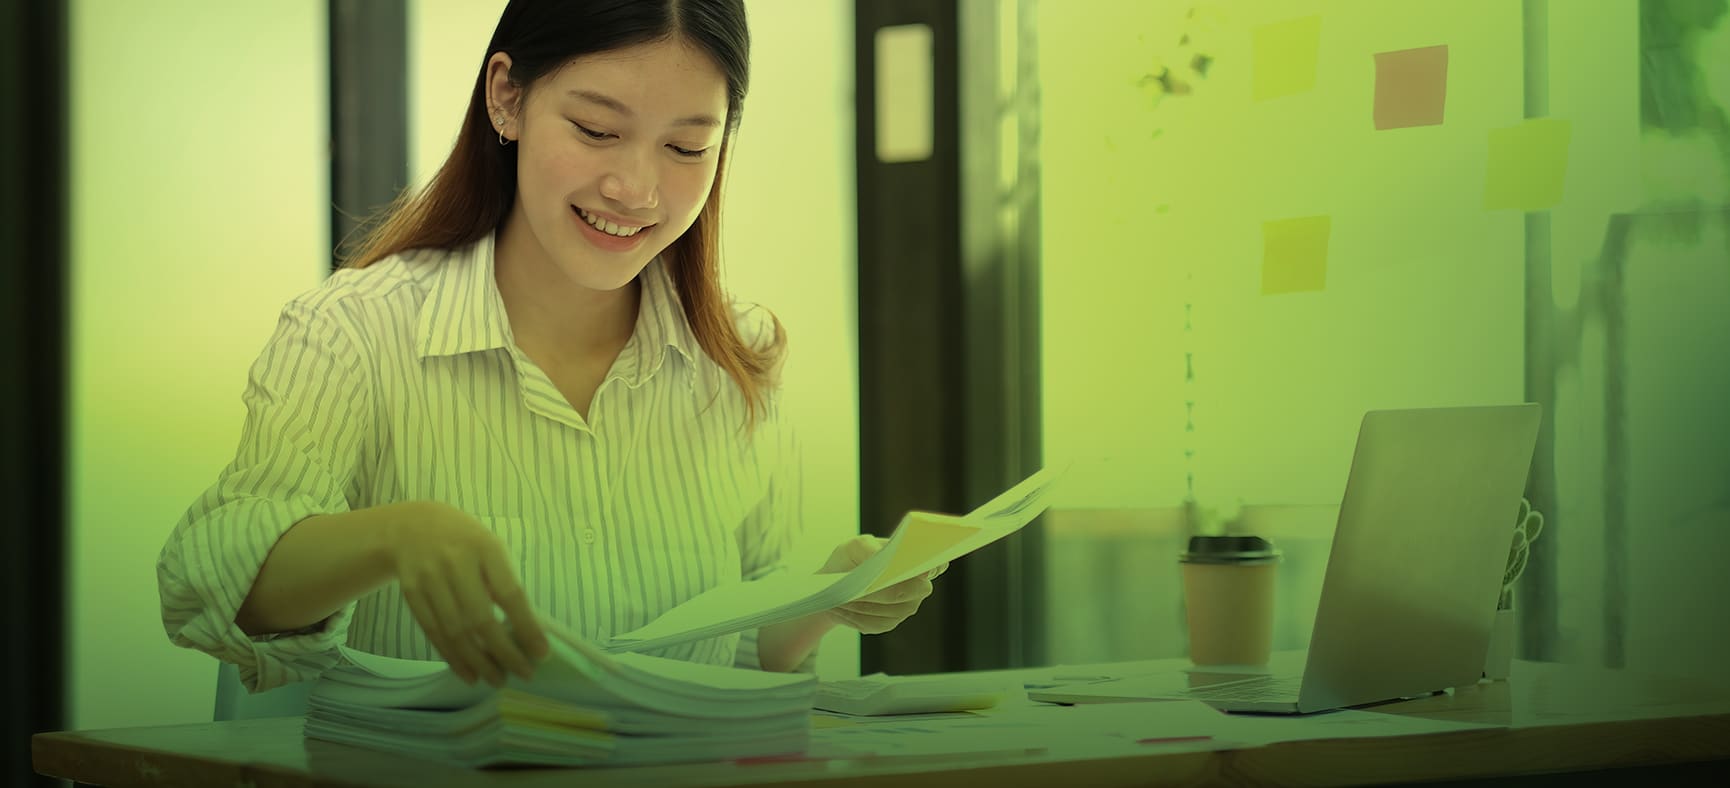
[1038,1,1527,664]
[66,2,329,727]
[406,0,861,678]
[1041,0,1526,515]
[1612,2,1730,678]
[1038,0,1728,675]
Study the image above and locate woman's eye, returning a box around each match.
[573,123,612,140]
[668,145,709,159]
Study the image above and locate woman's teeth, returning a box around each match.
[577,207,646,237]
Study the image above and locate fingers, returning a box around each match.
[839,600,921,628]
[828,605,904,635]
[850,534,888,558]
[407,577,496,686]
[832,576,934,634]
[821,534,891,575]
[483,549,548,668]
[401,585,463,678]
[858,577,934,605]
[452,561,535,684]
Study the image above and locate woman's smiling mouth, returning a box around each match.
[574,206,652,237]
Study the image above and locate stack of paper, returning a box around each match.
[305,467,1066,768]
[304,624,816,768]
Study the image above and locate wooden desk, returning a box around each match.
[33,659,1730,787]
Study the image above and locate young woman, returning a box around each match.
[157,0,942,693]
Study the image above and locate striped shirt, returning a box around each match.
[156,232,808,692]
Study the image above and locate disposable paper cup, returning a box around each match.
[1180,536,1280,667]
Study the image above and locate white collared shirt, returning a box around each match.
[157,233,806,691]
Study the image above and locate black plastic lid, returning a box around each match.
[1180,535,1281,565]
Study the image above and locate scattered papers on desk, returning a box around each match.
[815,673,1023,716]
[808,696,1505,761]
[810,700,1237,760]
[304,621,815,768]
[1209,708,1503,746]
[603,466,1066,654]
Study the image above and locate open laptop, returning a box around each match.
[1030,404,1542,714]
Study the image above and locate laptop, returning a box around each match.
[1030,404,1542,714]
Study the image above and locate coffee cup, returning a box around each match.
[1180,535,1281,667]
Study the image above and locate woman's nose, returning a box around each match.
[599,151,659,211]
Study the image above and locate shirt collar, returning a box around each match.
[415,235,704,391]
[614,256,702,389]
[415,232,513,359]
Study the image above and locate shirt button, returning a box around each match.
[582,529,598,545]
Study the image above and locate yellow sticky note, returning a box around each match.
[1374,45,1449,130]
[1261,216,1330,295]
[1253,15,1322,102]
[1483,118,1572,211]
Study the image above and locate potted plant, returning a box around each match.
[1484,498,1545,680]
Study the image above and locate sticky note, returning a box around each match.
[1374,45,1449,130]
[1252,16,1322,102]
[1261,216,1330,295]
[1483,118,1572,211]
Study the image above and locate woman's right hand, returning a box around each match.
[384,502,550,687]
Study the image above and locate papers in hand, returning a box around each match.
[304,620,816,768]
[604,466,1066,654]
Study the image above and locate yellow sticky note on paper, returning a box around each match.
[1484,118,1572,211]
[1261,215,1331,295]
[1253,15,1322,102]
[1374,45,1449,130]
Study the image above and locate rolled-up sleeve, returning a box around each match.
[157,299,372,692]
[731,414,817,673]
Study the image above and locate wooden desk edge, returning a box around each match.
[32,710,1730,788]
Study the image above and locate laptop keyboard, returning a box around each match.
[1181,674,1304,702]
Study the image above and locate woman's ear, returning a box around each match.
[485,53,523,141]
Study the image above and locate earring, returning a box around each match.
[492,109,511,146]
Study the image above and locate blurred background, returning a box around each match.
[2,0,1727,784]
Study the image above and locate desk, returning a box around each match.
[33,659,1730,787]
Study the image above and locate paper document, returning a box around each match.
[810,700,1233,760]
[603,466,1066,653]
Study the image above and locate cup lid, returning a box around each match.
[1181,535,1281,564]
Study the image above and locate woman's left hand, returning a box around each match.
[817,535,948,634]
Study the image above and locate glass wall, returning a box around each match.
[1034,0,1728,672]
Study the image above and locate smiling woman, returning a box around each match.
[155,0,931,694]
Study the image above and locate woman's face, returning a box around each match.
[493,38,728,292]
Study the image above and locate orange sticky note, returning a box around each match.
[1483,118,1572,211]
[1374,45,1449,129]
[1261,216,1331,295]
[1253,16,1322,102]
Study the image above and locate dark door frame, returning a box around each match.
[854,0,1045,675]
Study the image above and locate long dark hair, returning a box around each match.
[344,0,781,427]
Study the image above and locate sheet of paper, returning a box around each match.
[865,466,1065,593]
[810,700,1234,760]
[1210,708,1501,746]
[600,571,855,649]
[338,646,448,680]
[605,467,1065,652]
[1373,44,1449,130]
